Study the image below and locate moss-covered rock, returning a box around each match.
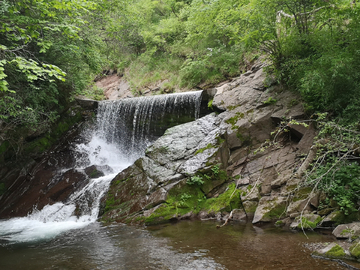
[326,244,346,258]
[252,196,287,223]
[333,222,360,240]
[350,241,360,258]
[293,215,322,230]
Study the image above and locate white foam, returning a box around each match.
[0,134,129,244]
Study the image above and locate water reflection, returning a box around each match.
[0,221,359,270]
[148,220,358,270]
[0,222,223,270]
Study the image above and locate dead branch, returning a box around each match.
[216,209,243,229]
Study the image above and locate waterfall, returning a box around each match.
[96,91,202,161]
[0,91,203,244]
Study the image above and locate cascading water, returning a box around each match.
[97,91,202,160]
[0,91,203,244]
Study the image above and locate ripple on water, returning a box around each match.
[1,221,359,270]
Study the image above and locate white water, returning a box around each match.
[0,135,130,244]
[0,91,203,244]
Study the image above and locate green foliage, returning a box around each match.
[263,97,277,105]
[211,164,220,175]
[207,99,213,110]
[298,216,322,229]
[269,1,360,117]
[187,175,205,186]
[0,0,103,135]
[316,161,360,215]
[306,115,360,216]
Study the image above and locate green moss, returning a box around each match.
[195,143,215,155]
[263,204,286,220]
[263,97,277,105]
[0,183,6,196]
[216,135,225,145]
[104,194,115,212]
[246,109,254,115]
[134,216,146,223]
[325,244,346,258]
[236,132,251,146]
[89,169,99,178]
[331,211,360,226]
[208,99,213,110]
[244,202,258,214]
[293,187,312,202]
[288,98,300,108]
[145,204,181,225]
[286,184,298,193]
[145,181,207,225]
[275,220,284,227]
[114,180,121,185]
[350,243,360,258]
[202,183,241,212]
[145,176,236,225]
[225,112,245,130]
[341,228,353,236]
[227,104,240,111]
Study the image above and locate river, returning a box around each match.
[1,220,358,270]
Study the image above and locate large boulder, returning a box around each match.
[101,113,228,222]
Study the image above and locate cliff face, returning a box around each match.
[101,62,322,226]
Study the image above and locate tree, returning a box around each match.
[0,0,99,128]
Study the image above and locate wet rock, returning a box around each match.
[146,113,223,175]
[237,176,250,186]
[333,222,360,240]
[231,209,247,221]
[75,97,98,110]
[286,199,312,216]
[179,211,196,220]
[321,210,342,227]
[100,62,322,226]
[145,188,168,209]
[252,196,287,224]
[84,165,113,178]
[0,122,90,219]
[102,114,226,222]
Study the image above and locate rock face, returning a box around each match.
[0,124,89,218]
[101,61,321,225]
[101,114,227,222]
